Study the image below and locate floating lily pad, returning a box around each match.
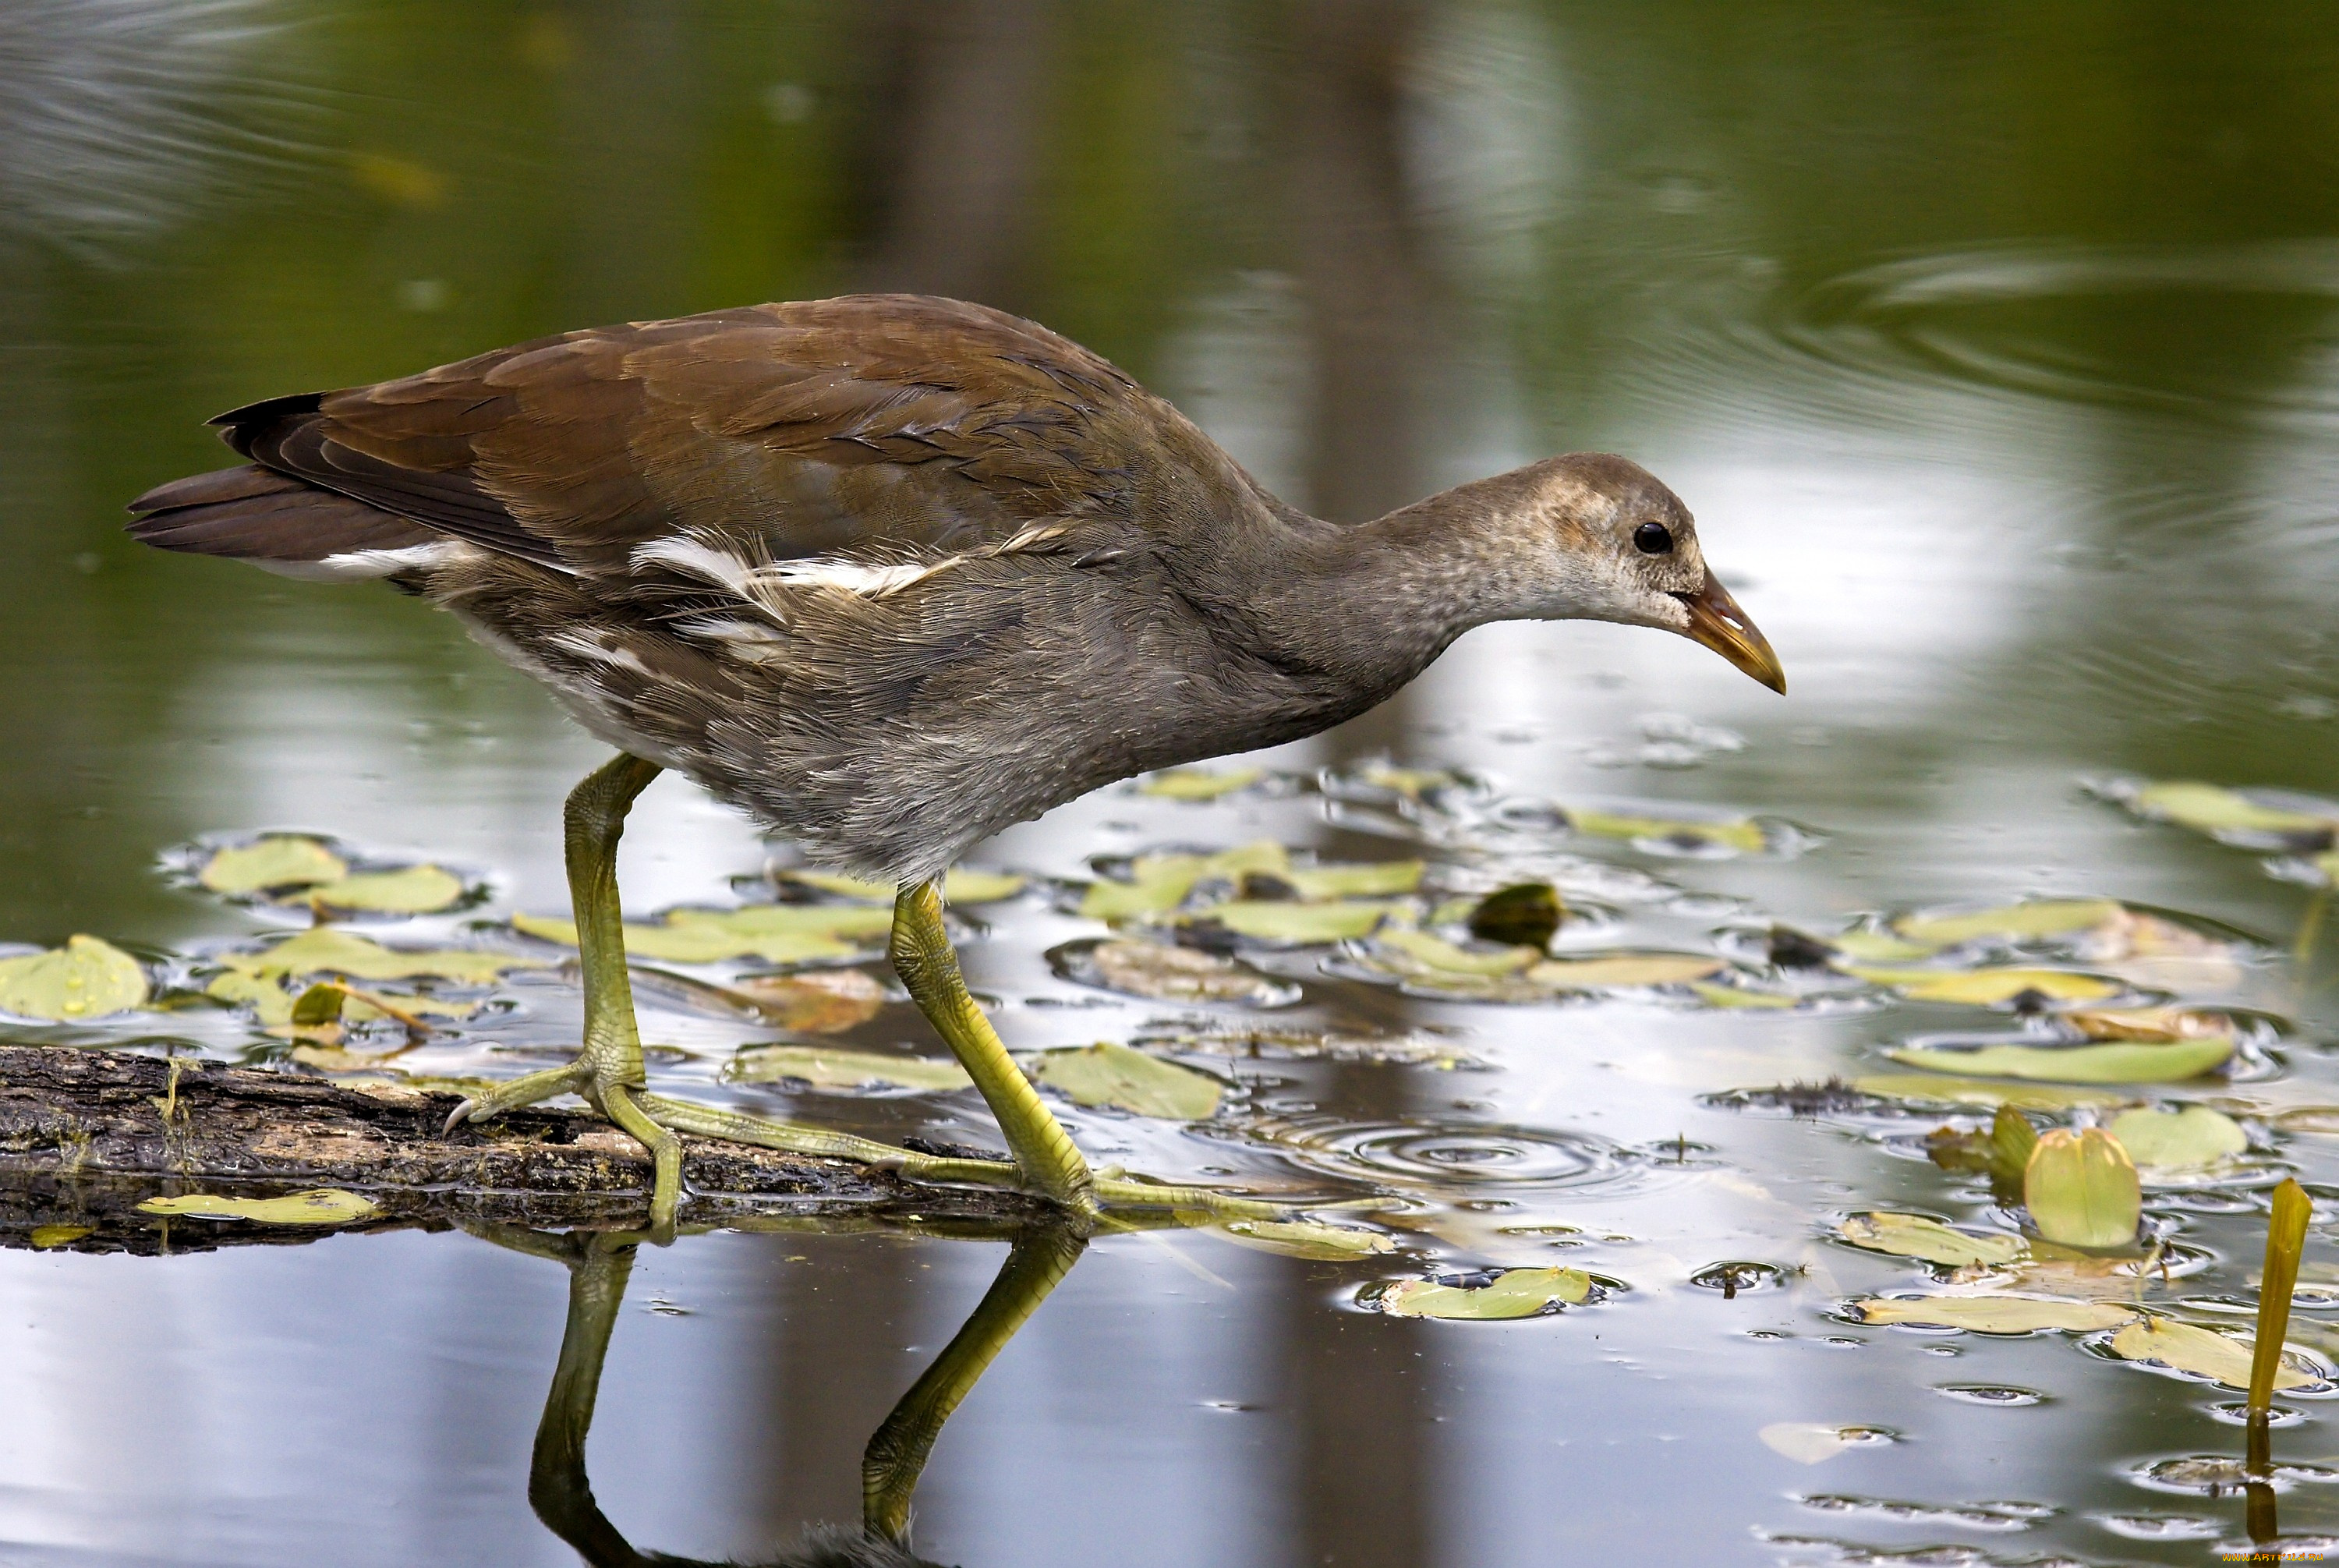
[30,1224,92,1248]
[2026,1127,2140,1248]
[1303,860,1433,901]
[206,969,295,1025]
[1850,1074,2128,1110]
[1077,843,1290,920]
[1837,1212,2028,1269]
[2063,1005,2235,1043]
[136,1188,380,1225]
[221,928,544,984]
[724,1046,972,1093]
[1845,1295,2139,1333]
[198,835,349,894]
[1138,766,1265,800]
[1189,900,1397,944]
[1847,966,2122,1004]
[2114,780,2339,847]
[1527,953,1727,990]
[1467,883,1564,948]
[1374,1266,1593,1319]
[2105,1105,2249,1170]
[717,969,886,1032]
[514,903,891,965]
[779,868,1027,905]
[1026,1042,1225,1119]
[1053,938,1297,1006]
[1892,899,2124,948]
[1884,1037,2232,1084]
[1690,982,1803,1010]
[1219,1219,1399,1260]
[1370,928,1540,977]
[1829,928,1940,963]
[307,864,468,914]
[2107,1317,2320,1392]
[1562,807,1767,855]
[0,936,148,1021]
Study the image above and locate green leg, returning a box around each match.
[523,1230,643,1568]
[890,880,1095,1212]
[864,1223,1088,1542]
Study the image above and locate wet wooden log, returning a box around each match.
[0,1044,1037,1255]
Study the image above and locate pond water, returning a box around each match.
[5,4,2339,1565]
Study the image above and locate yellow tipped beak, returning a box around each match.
[1672,572,1785,693]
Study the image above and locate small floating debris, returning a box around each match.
[1368,1265,1594,1319]
[1465,882,1565,947]
[1131,1021,1474,1068]
[0,935,149,1021]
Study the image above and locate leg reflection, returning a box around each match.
[483,1219,1085,1566]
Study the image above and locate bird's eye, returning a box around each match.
[1633,522,1673,554]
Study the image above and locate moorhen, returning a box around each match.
[128,294,1782,1227]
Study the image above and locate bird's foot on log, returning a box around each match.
[444,1065,1279,1238]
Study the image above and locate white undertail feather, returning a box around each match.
[253,542,465,582]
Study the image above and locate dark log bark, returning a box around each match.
[0,1045,1039,1255]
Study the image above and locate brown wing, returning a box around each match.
[147,296,1166,581]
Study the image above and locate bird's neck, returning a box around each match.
[1224,481,1526,700]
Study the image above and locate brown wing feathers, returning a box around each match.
[126,294,1158,577]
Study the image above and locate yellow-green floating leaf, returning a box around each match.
[2107,1105,2249,1170]
[724,1046,971,1093]
[1527,953,1727,989]
[1851,1074,2128,1111]
[515,904,890,965]
[307,865,466,914]
[1848,966,2121,1004]
[780,867,1027,904]
[224,928,543,984]
[136,1188,380,1225]
[1219,1219,1398,1261]
[2026,1127,2141,1248]
[1846,1295,2139,1333]
[1138,766,1265,800]
[1376,1266,1593,1319]
[1564,809,1766,855]
[1690,982,1802,1010]
[1837,1212,2028,1269]
[1371,928,1539,976]
[0,936,148,1021]
[1026,1042,1224,1120]
[1884,1037,2232,1084]
[30,1224,91,1248]
[1077,843,1290,920]
[1191,900,1396,943]
[199,835,349,894]
[1286,861,1424,899]
[2108,1317,2319,1392]
[2130,780,2338,838]
[1892,899,2124,948]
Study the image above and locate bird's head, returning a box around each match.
[1467,452,1785,693]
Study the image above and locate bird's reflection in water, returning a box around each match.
[474,1220,1088,1567]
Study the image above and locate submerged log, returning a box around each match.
[0,1044,1040,1255]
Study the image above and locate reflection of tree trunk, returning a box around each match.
[857,0,1056,311]
[1281,0,1439,766]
